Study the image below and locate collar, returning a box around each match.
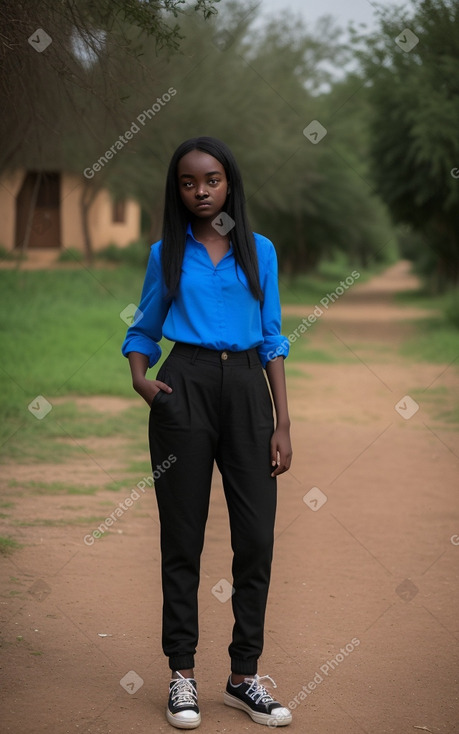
[185,221,234,268]
[186,221,198,242]
[186,221,233,250]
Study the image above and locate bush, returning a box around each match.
[96,240,150,268]
[0,244,20,261]
[445,293,459,329]
[57,247,84,263]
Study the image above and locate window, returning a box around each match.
[112,198,126,223]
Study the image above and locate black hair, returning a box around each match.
[160,136,263,301]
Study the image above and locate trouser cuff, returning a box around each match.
[169,654,195,672]
[230,657,258,675]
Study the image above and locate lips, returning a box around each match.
[196,201,211,209]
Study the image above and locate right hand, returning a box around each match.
[133,377,172,407]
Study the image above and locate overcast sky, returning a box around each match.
[248,0,413,84]
[254,0,411,33]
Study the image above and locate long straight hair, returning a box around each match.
[161,136,263,301]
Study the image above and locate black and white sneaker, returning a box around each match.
[166,672,201,729]
[223,674,292,727]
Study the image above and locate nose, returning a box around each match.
[195,184,208,199]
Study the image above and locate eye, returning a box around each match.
[182,181,194,188]
[208,178,220,185]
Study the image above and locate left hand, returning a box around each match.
[270,425,292,477]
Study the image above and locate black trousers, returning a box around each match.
[148,342,277,675]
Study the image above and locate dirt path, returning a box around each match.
[1,261,459,734]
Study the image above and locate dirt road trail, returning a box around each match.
[1,260,458,734]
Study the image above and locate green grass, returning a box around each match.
[57,247,84,263]
[104,480,128,492]
[14,515,108,527]
[0,258,387,417]
[281,315,354,363]
[278,254,386,305]
[434,405,459,424]
[0,245,19,261]
[0,266,173,462]
[124,459,153,475]
[0,267,146,401]
[409,387,459,425]
[0,536,22,555]
[96,239,150,268]
[399,317,459,365]
[1,262,457,466]
[1,398,146,464]
[284,366,310,378]
[396,286,459,333]
[395,286,458,313]
[7,480,98,496]
[391,287,459,364]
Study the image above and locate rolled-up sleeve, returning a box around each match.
[256,240,290,368]
[121,242,171,368]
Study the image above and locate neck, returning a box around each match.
[191,215,227,242]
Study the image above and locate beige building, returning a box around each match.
[0,169,140,253]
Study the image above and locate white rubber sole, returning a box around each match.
[166,708,201,729]
[223,691,292,727]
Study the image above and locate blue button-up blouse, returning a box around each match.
[121,223,289,368]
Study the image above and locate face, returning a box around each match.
[177,149,229,220]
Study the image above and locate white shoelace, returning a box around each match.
[243,674,278,705]
[170,676,198,709]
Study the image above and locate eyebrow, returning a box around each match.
[179,171,222,178]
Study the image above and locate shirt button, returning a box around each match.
[221,351,228,360]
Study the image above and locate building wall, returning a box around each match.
[61,175,140,251]
[0,170,25,250]
[0,170,140,252]
[90,188,140,251]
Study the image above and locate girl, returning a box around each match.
[122,136,292,729]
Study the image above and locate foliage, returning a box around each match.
[0,536,22,555]
[1,0,403,273]
[351,0,459,290]
[0,0,221,171]
[91,4,396,270]
[96,240,150,267]
[57,247,84,263]
[0,245,18,261]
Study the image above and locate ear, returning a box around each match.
[227,184,231,195]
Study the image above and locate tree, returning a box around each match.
[98,4,395,273]
[1,0,398,272]
[352,0,459,290]
[0,0,220,260]
[0,0,220,171]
